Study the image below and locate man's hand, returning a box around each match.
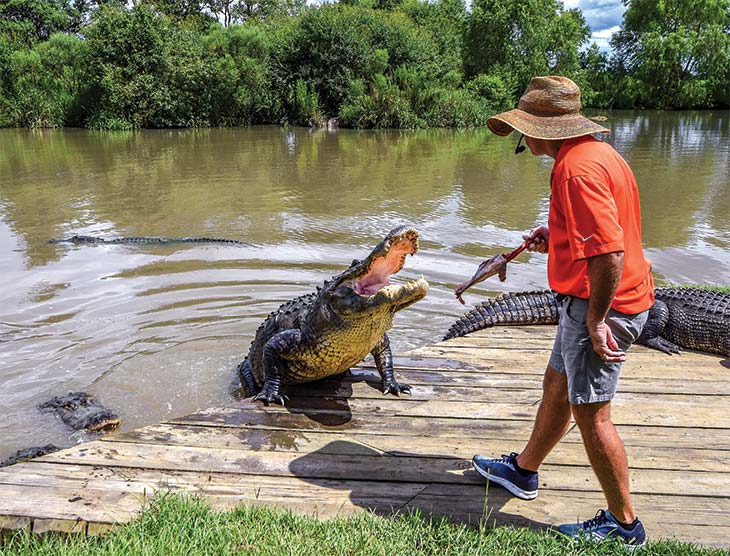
[523,226,549,253]
[587,320,626,362]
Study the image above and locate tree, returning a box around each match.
[463,0,590,97]
[611,0,730,108]
[0,0,74,43]
[203,0,300,26]
[204,0,237,26]
[144,0,205,19]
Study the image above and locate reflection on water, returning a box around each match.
[0,111,728,459]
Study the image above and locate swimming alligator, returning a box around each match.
[49,235,251,246]
[444,288,729,357]
[38,391,120,432]
[238,226,429,405]
[0,445,59,468]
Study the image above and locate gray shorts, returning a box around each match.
[549,296,648,405]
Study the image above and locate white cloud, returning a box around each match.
[570,1,625,52]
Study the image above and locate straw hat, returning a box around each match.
[487,76,610,140]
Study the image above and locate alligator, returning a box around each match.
[48,235,251,246]
[444,288,730,357]
[0,445,59,468]
[238,226,429,405]
[38,392,120,432]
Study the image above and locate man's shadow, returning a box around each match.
[287,439,552,532]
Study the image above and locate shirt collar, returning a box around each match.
[555,135,597,166]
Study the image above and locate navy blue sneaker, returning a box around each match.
[557,509,647,550]
[471,452,538,500]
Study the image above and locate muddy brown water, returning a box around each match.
[1,111,728,460]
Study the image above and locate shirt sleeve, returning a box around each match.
[557,175,624,261]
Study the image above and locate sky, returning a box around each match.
[564,0,627,51]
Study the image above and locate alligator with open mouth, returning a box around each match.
[238,226,429,405]
[444,288,729,357]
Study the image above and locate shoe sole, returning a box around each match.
[556,529,647,551]
[472,460,538,500]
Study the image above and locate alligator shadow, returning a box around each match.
[231,368,384,426]
[284,369,385,426]
[288,440,552,533]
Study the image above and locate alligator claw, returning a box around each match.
[643,336,682,355]
[383,382,411,396]
[252,389,288,406]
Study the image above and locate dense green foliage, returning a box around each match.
[0,0,728,129]
[1,494,727,555]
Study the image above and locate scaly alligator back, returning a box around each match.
[444,287,729,356]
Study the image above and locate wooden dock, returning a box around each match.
[1,325,728,547]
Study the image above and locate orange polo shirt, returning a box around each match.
[548,136,654,314]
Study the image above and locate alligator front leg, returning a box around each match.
[372,334,410,396]
[254,330,301,406]
[237,358,260,397]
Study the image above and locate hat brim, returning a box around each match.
[487,109,610,140]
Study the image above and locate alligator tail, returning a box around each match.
[443,290,560,340]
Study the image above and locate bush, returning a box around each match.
[0,33,89,128]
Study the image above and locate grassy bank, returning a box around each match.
[1,494,727,555]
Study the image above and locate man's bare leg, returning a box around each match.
[515,366,573,472]
[572,400,636,523]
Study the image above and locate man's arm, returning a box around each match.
[587,251,625,362]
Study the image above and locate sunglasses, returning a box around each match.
[515,134,526,155]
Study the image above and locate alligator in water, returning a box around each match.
[38,392,120,432]
[238,226,429,405]
[443,288,729,357]
[49,235,251,246]
[0,445,59,468]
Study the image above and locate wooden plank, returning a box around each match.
[32,518,87,535]
[171,407,730,450]
[346,367,730,396]
[0,461,426,509]
[406,484,730,546]
[103,423,730,473]
[0,515,30,533]
[408,344,728,381]
[5,462,728,531]
[87,522,115,536]
[286,381,543,404]
[396,394,730,428]
[0,323,727,548]
[287,371,730,400]
[408,482,730,526]
[219,391,730,429]
[32,441,475,485]
[0,483,141,524]
[27,441,730,498]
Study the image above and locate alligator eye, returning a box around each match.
[350,259,361,267]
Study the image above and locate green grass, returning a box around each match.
[1,494,726,556]
[671,284,730,294]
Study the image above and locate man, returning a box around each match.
[472,76,654,548]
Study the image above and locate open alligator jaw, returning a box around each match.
[354,231,419,296]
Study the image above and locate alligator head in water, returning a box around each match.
[239,225,429,405]
[38,392,120,432]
